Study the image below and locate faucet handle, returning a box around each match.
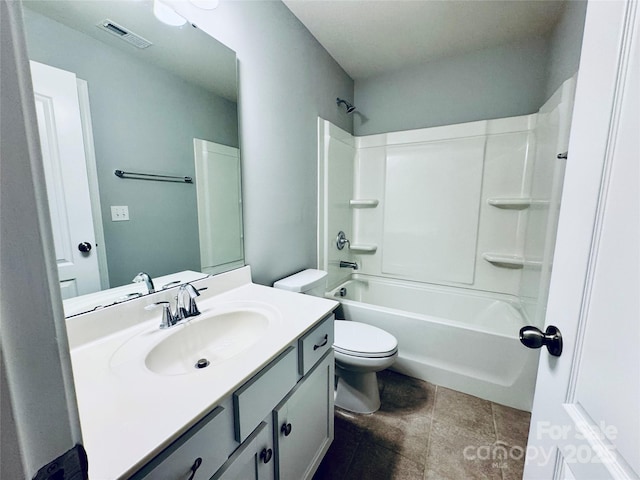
[145,301,177,329]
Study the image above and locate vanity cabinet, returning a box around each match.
[131,314,335,480]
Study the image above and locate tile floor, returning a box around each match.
[313,370,531,480]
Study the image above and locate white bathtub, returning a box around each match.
[327,274,539,411]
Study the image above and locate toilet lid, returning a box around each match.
[334,320,398,358]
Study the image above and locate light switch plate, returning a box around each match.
[111,205,129,221]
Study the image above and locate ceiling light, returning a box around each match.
[153,0,187,26]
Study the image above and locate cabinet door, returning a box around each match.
[274,352,334,480]
[212,421,274,480]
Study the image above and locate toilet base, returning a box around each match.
[334,369,381,414]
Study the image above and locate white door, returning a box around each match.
[193,138,243,274]
[524,2,639,479]
[30,61,102,298]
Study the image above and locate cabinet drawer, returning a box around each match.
[132,405,236,480]
[233,347,297,443]
[298,315,334,376]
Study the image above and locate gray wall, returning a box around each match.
[178,1,355,285]
[544,0,588,99]
[24,9,239,287]
[352,2,587,138]
[353,35,550,136]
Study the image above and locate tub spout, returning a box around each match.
[339,260,358,270]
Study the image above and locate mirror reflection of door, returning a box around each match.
[30,60,105,298]
[194,139,243,275]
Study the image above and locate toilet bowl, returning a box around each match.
[273,269,398,414]
[333,319,398,413]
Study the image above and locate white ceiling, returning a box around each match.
[282,0,567,80]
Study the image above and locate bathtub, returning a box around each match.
[327,274,539,411]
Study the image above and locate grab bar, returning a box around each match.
[114,169,193,184]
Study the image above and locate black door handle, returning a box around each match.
[519,325,562,357]
[78,242,92,253]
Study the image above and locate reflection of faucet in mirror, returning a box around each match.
[133,272,155,294]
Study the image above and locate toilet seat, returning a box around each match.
[334,320,398,358]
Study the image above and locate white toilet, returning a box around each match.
[274,269,398,414]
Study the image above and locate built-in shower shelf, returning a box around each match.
[482,253,543,269]
[350,244,378,253]
[350,199,379,208]
[487,198,551,210]
[487,198,531,210]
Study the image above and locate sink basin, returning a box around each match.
[145,310,270,375]
[110,306,274,376]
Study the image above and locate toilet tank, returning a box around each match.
[273,269,327,297]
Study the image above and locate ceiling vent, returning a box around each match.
[97,19,152,49]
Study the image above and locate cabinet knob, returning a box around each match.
[281,422,292,436]
[260,448,273,464]
[187,457,202,480]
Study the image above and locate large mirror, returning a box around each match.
[22,1,242,316]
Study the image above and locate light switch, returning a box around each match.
[111,205,130,221]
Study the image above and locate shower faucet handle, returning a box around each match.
[336,231,350,250]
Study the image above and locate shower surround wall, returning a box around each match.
[321,77,575,313]
[318,77,575,408]
[352,117,533,297]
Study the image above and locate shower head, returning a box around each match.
[336,97,356,114]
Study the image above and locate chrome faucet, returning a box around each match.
[133,271,155,294]
[145,283,201,329]
[339,260,358,270]
[175,283,201,321]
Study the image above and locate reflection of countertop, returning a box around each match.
[67,266,338,480]
[63,270,208,317]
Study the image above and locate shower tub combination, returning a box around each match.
[327,274,539,411]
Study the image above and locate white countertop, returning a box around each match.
[66,267,338,479]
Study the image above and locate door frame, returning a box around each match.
[77,78,109,290]
[1,1,83,478]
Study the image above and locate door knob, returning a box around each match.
[78,242,92,253]
[519,325,562,357]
